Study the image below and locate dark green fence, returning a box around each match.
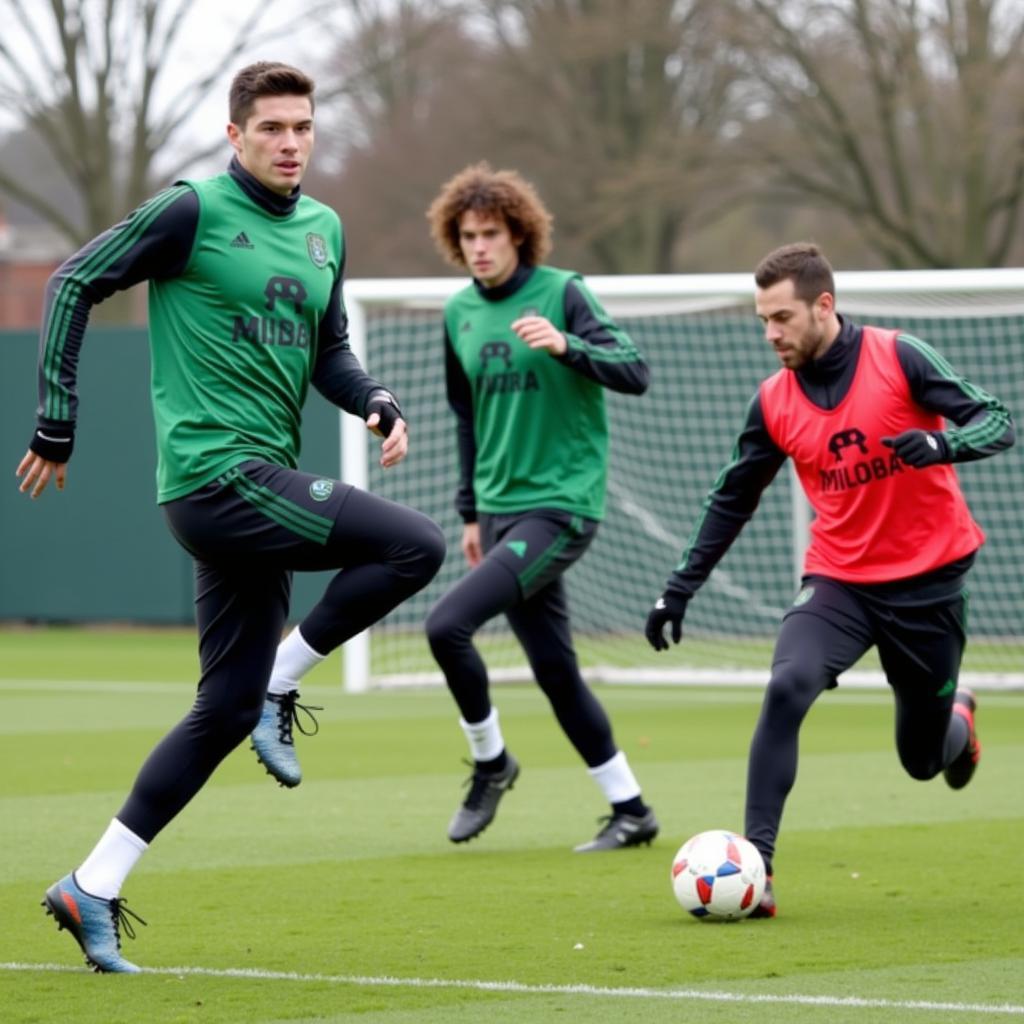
[1,328,343,624]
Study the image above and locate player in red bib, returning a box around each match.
[644,242,1015,918]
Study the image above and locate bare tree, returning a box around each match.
[316,0,467,149]
[310,0,549,276]
[474,0,740,273]
[0,0,312,247]
[310,0,741,275]
[736,0,1024,268]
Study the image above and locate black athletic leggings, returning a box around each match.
[425,509,617,768]
[745,574,969,876]
[117,461,445,842]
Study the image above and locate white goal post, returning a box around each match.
[339,270,1024,693]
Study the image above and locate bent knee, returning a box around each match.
[401,515,447,583]
[419,518,447,575]
[754,672,826,737]
[188,697,263,748]
[530,656,581,692]
[425,602,465,653]
[764,665,829,715]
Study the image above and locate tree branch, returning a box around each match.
[850,0,916,225]
[987,113,1024,264]
[0,164,83,243]
[6,0,62,81]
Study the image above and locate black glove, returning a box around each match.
[644,591,689,651]
[28,421,75,463]
[365,391,403,438]
[881,429,948,468]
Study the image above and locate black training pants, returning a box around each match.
[117,460,445,842]
[425,509,618,767]
[745,574,969,876]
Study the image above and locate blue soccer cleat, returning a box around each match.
[42,872,146,973]
[250,691,323,788]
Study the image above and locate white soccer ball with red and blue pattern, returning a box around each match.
[671,829,766,920]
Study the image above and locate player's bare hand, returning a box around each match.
[511,315,567,356]
[367,413,408,468]
[16,450,67,499]
[462,522,483,567]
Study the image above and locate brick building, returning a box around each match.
[0,209,146,328]
[0,209,62,328]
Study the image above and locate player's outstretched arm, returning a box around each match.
[643,395,786,651]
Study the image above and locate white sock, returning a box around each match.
[75,818,148,900]
[459,707,504,762]
[587,751,642,804]
[267,627,324,696]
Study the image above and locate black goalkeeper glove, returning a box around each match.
[365,390,403,438]
[881,429,949,468]
[644,592,689,651]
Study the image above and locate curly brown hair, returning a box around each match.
[426,162,553,269]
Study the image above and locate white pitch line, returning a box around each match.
[2,962,1022,1016]
[0,679,191,694]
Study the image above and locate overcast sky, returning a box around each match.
[0,1,338,161]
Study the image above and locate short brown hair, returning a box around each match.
[754,242,835,304]
[426,162,553,269]
[229,62,315,127]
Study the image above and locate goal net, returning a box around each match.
[339,271,1024,692]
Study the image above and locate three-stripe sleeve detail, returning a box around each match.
[898,333,1013,455]
[42,186,190,420]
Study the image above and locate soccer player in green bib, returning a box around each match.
[424,163,658,851]
[17,63,445,972]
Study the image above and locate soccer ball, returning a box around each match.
[671,829,766,920]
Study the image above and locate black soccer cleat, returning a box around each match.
[944,688,981,790]
[447,754,520,842]
[574,808,659,852]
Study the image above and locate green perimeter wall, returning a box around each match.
[1,328,342,624]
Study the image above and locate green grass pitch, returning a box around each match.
[1,627,1022,1023]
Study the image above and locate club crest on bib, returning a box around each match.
[827,427,868,462]
[306,232,328,268]
[309,478,334,501]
